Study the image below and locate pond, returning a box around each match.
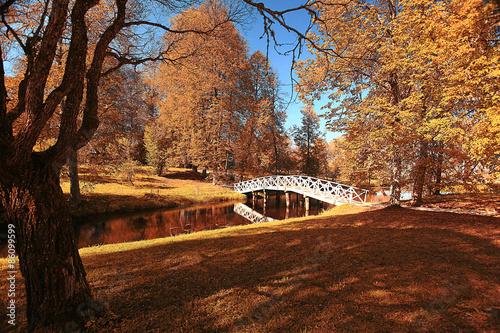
[0,192,331,256]
[72,193,330,249]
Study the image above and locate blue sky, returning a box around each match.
[239,0,339,142]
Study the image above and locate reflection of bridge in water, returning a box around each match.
[233,203,275,223]
[234,175,369,209]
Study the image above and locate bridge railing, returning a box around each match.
[233,175,369,205]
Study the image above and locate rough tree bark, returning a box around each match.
[68,147,82,207]
[411,139,429,207]
[389,152,402,206]
[1,157,99,331]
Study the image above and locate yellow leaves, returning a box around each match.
[297,0,500,188]
[143,1,287,174]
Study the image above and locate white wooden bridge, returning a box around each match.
[233,175,368,205]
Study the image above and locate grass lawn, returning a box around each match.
[414,193,500,217]
[60,166,246,217]
[1,204,499,332]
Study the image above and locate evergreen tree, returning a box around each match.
[292,107,327,176]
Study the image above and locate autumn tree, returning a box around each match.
[147,3,288,177]
[297,0,500,205]
[231,50,288,176]
[89,66,154,164]
[145,1,249,174]
[144,119,176,175]
[66,65,156,206]
[0,0,239,330]
[291,106,328,176]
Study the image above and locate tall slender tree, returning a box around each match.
[232,51,287,175]
[291,106,327,176]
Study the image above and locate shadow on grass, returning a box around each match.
[2,207,499,332]
[134,179,174,190]
[162,170,207,181]
[65,170,174,188]
[84,207,500,332]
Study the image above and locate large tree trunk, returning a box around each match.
[0,158,100,332]
[433,145,444,195]
[411,140,429,206]
[389,152,402,206]
[68,147,82,207]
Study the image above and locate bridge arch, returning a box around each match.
[233,175,368,206]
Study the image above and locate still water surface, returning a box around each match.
[0,191,390,256]
[73,193,329,249]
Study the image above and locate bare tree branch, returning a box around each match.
[32,0,51,41]
[243,0,375,61]
[124,19,230,35]
[1,7,28,54]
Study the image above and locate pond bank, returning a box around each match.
[60,167,246,217]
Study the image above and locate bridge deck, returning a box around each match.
[234,175,368,205]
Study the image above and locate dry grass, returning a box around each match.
[413,193,500,217]
[1,204,499,332]
[59,166,245,217]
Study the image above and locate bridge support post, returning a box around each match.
[252,191,257,208]
[285,190,290,207]
[304,196,310,212]
[263,190,267,216]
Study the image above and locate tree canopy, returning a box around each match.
[296,0,500,204]
[145,3,289,177]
